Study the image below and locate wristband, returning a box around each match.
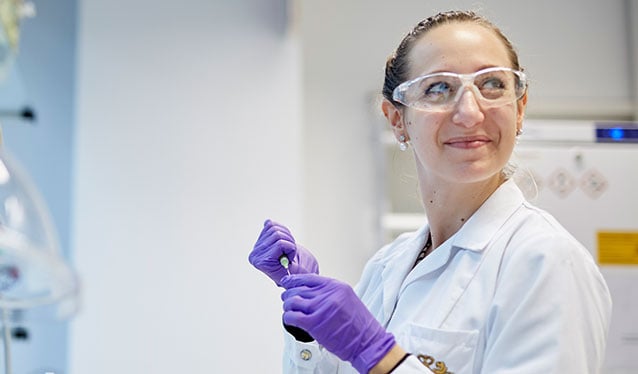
[388,353,412,373]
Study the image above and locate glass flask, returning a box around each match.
[0,146,79,321]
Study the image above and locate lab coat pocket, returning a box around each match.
[397,324,479,374]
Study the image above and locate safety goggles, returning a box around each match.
[392,67,528,112]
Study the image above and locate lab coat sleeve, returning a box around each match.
[480,233,612,373]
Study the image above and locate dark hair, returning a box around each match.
[382,10,522,106]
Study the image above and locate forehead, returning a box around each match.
[407,22,512,78]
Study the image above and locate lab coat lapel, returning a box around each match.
[379,226,429,326]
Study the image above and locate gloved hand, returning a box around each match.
[281,274,396,373]
[249,219,319,287]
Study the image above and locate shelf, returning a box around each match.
[381,213,426,232]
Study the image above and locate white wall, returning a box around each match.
[71,1,300,372]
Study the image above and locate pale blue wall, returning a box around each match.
[0,0,76,372]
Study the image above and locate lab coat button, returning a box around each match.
[300,349,312,361]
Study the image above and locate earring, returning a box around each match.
[398,135,408,151]
[515,128,523,145]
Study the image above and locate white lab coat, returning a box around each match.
[283,179,612,373]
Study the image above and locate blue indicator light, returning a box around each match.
[609,128,624,140]
[595,123,638,143]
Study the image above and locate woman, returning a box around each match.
[249,10,611,373]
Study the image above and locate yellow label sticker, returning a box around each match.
[598,231,638,265]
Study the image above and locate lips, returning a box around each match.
[444,136,491,149]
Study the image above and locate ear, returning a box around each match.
[516,92,528,131]
[381,99,406,140]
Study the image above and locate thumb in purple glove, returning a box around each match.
[281,274,396,373]
[248,219,319,286]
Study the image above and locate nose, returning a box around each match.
[452,88,484,127]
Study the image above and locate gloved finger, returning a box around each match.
[281,281,315,301]
[286,245,317,273]
[249,234,297,266]
[282,292,317,315]
[288,261,318,275]
[253,233,296,256]
[257,222,295,245]
[249,247,294,272]
[283,310,313,331]
[264,218,294,234]
[261,219,296,242]
[280,273,330,289]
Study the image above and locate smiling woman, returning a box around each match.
[250,10,612,374]
[382,19,528,225]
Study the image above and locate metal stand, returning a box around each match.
[1,307,12,374]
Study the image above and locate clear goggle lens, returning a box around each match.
[392,67,528,111]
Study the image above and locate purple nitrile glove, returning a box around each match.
[248,219,319,287]
[281,274,396,373]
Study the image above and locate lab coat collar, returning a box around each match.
[450,179,525,252]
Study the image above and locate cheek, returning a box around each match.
[404,112,443,141]
[488,106,518,139]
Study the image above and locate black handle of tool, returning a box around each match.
[283,323,314,343]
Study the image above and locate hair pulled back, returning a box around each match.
[382,10,522,106]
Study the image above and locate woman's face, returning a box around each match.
[396,22,526,186]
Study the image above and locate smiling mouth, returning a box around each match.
[445,137,491,149]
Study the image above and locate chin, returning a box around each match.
[451,165,505,185]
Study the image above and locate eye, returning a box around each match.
[477,76,507,99]
[423,81,454,103]
[481,77,505,89]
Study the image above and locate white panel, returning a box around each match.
[630,0,638,119]
[71,0,301,373]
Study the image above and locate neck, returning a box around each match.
[420,174,505,249]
